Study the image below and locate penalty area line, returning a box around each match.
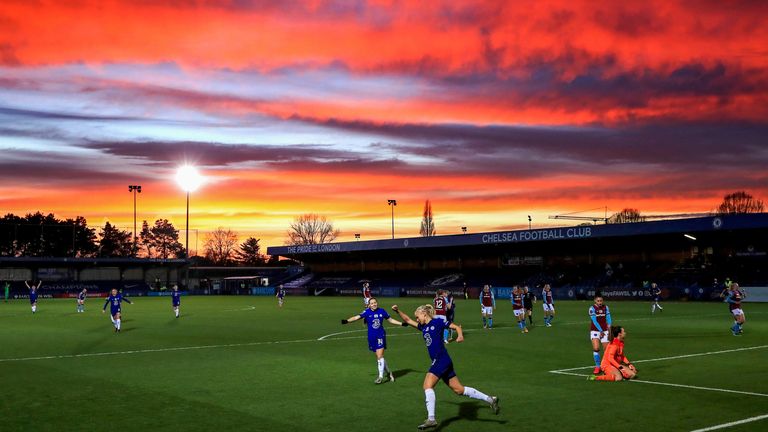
[689,413,768,432]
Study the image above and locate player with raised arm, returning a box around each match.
[589,295,612,374]
[341,298,403,384]
[76,288,87,313]
[433,290,450,343]
[392,303,499,430]
[542,284,555,326]
[725,282,746,335]
[275,284,285,308]
[588,325,637,382]
[511,286,528,333]
[25,280,41,313]
[480,285,495,329]
[171,284,181,318]
[102,288,133,333]
[650,282,663,314]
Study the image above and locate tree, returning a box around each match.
[140,219,184,259]
[203,227,239,265]
[138,220,154,257]
[237,237,264,266]
[717,191,765,214]
[286,214,340,245]
[609,208,645,224]
[0,212,97,257]
[419,199,436,237]
[98,222,134,257]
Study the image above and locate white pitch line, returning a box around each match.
[690,413,768,432]
[551,345,768,372]
[222,305,256,312]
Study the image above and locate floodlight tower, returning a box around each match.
[387,199,397,239]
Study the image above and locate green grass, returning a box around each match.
[1,296,766,432]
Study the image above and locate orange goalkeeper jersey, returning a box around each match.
[601,339,629,370]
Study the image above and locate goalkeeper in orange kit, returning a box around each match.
[589,325,637,381]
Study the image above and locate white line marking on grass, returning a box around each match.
[550,345,768,398]
[690,413,768,432]
[317,329,367,340]
[222,306,256,312]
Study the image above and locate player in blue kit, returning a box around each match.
[650,282,663,314]
[392,303,499,430]
[275,284,285,308]
[341,298,405,384]
[102,288,133,332]
[76,288,87,313]
[25,280,42,313]
[171,285,181,318]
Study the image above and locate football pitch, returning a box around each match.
[1,296,766,432]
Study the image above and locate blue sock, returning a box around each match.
[518,321,523,329]
[593,352,601,367]
[488,318,493,328]
[482,317,487,326]
[444,329,449,341]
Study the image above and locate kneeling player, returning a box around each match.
[589,325,637,381]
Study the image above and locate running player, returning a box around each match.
[480,285,495,329]
[650,282,663,314]
[725,283,746,335]
[362,282,372,306]
[522,285,535,326]
[341,298,404,384]
[433,290,450,343]
[275,284,285,308]
[25,280,41,313]
[76,288,87,313]
[391,303,499,430]
[588,325,636,382]
[589,295,612,374]
[171,284,181,318]
[102,288,133,332]
[511,286,528,333]
[542,284,555,326]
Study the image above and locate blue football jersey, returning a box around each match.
[172,291,181,305]
[419,318,449,361]
[359,308,390,338]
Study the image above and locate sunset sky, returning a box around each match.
[1,0,767,252]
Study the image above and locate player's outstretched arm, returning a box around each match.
[386,317,405,327]
[24,281,30,289]
[391,305,418,328]
[449,322,464,342]
[341,315,361,325]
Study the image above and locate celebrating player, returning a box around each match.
[511,286,528,333]
[589,295,612,374]
[102,288,133,333]
[171,284,181,318]
[25,280,41,313]
[725,283,746,335]
[542,284,555,326]
[588,325,636,382]
[392,303,499,430]
[341,298,404,384]
[76,288,87,313]
[362,282,372,306]
[480,285,495,329]
[275,284,286,308]
[650,282,663,314]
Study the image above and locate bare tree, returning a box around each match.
[609,208,645,224]
[419,199,436,237]
[286,214,340,245]
[203,227,239,265]
[717,191,765,214]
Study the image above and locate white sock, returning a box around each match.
[382,358,390,373]
[175,309,179,317]
[111,316,116,324]
[463,386,492,403]
[377,358,385,377]
[658,304,663,309]
[651,305,655,313]
[424,388,436,420]
[116,319,121,330]
[32,305,36,312]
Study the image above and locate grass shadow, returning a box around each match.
[434,401,506,431]
[393,368,418,379]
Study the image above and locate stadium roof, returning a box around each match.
[267,213,768,258]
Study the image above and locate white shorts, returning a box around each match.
[481,306,493,315]
[590,331,609,343]
[364,297,371,306]
[513,309,525,317]
[731,308,744,317]
[542,303,555,312]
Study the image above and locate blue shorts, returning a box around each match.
[29,297,37,304]
[428,355,456,384]
[368,334,387,352]
[110,307,121,316]
[173,301,180,307]
[654,296,661,302]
